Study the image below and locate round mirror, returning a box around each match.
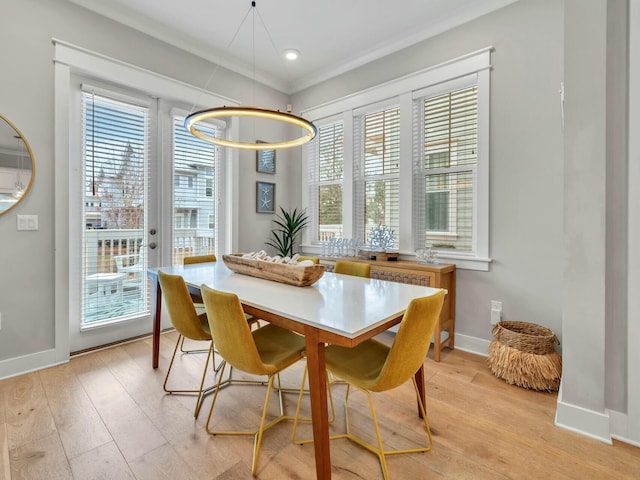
[0,114,35,215]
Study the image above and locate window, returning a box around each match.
[205,177,213,197]
[81,90,149,325]
[172,115,217,264]
[301,48,490,270]
[414,86,477,252]
[355,105,400,248]
[308,119,344,242]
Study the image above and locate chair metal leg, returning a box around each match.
[205,364,298,476]
[314,377,434,480]
[291,363,336,445]
[163,335,218,419]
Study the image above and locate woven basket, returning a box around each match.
[488,321,562,392]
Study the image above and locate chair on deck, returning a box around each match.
[201,285,306,476]
[293,290,445,480]
[157,270,219,418]
[113,253,145,291]
[334,259,371,278]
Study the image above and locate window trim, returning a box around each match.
[301,47,492,271]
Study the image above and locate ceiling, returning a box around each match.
[68,0,517,94]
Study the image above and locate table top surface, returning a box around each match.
[149,262,442,339]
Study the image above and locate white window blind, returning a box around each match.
[310,121,344,242]
[413,86,477,252]
[172,115,218,264]
[355,106,400,248]
[81,91,150,325]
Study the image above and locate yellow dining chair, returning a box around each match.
[182,253,258,346]
[181,254,218,353]
[184,254,217,265]
[183,254,217,306]
[297,255,320,264]
[293,290,445,480]
[334,259,371,278]
[158,270,218,418]
[201,285,307,476]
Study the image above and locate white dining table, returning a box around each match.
[147,261,442,480]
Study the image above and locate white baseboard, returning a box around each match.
[454,332,491,357]
[0,349,68,381]
[555,389,612,444]
[608,409,640,447]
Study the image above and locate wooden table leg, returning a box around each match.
[151,275,161,369]
[304,329,332,479]
[414,365,426,419]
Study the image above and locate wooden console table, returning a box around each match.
[319,257,456,361]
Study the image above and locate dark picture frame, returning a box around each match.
[256,181,276,213]
[256,142,276,174]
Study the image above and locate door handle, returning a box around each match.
[149,242,157,250]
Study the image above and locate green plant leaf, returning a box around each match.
[266,206,310,257]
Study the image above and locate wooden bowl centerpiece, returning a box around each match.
[222,254,325,287]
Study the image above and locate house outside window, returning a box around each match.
[414,86,477,252]
[172,115,217,264]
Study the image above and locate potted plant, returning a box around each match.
[266,207,309,257]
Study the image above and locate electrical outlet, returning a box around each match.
[490,300,502,325]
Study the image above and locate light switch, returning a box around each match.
[17,214,38,231]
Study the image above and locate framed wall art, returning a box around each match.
[256,181,275,213]
[256,142,276,174]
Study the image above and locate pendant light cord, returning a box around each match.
[189,4,254,115]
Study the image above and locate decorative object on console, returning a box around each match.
[416,248,439,265]
[360,224,398,261]
[368,224,395,250]
[320,238,363,257]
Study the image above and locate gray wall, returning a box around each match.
[0,0,292,362]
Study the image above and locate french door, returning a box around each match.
[69,86,159,352]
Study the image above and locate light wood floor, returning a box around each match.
[1,331,639,480]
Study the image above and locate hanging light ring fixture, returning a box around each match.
[184,106,317,150]
[185,1,317,150]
